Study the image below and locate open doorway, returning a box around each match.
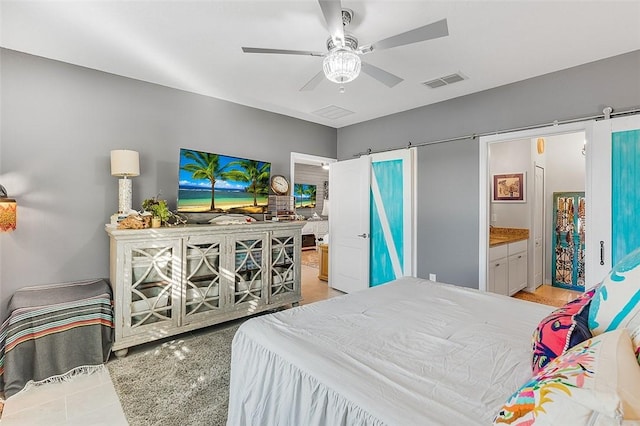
[479,121,592,301]
[290,152,342,303]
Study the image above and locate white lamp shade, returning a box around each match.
[321,199,330,217]
[111,150,140,177]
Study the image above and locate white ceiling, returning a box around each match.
[2,1,639,128]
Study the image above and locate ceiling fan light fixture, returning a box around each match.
[323,49,361,84]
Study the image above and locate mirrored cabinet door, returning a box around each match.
[183,235,224,324]
[123,239,182,336]
[229,233,268,309]
[270,231,300,301]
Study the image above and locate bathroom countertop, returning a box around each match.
[489,227,529,247]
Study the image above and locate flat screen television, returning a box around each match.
[178,148,271,214]
[294,183,317,209]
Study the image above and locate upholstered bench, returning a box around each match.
[0,278,114,398]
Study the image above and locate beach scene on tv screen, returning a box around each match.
[294,183,317,209]
[178,148,271,213]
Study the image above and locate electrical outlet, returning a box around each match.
[491,213,497,222]
[429,273,436,281]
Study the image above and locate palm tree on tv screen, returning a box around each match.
[223,159,270,206]
[303,185,316,207]
[294,184,304,208]
[180,150,225,210]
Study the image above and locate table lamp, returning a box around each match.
[111,150,140,214]
[0,184,17,232]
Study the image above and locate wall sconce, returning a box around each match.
[110,150,140,214]
[0,184,17,232]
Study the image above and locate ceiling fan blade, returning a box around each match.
[242,47,324,57]
[370,18,448,51]
[361,62,403,88]
[300,70,326,91]
[318,0,345,45]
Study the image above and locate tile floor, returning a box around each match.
[531,283,582,304]
[300,263,343,305]
[513,283,582,307]
[0,262,339,425]
[1,367,127,425]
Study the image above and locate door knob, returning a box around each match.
[357,233,369,238]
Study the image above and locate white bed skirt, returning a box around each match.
[227,277,553,426]
[230,327,385,425]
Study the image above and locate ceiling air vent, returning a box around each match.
[422,72,466,89]
[312,105,355,120]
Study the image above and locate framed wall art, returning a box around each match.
[492,172,525,202]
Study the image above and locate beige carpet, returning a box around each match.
[108,321,242,426]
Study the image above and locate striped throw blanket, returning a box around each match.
[0,279,114,397]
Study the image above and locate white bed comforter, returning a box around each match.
[227,277,553,426]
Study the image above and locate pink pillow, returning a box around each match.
[531,288,596,375]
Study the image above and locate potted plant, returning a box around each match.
[142,196,170,228]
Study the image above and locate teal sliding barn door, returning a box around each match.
[369,149,415,287]
[588,116,640,286]
[612,129,640,264]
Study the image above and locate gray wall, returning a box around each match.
[0,48,336,319]
[337,50,640,289]
[489,138,531,228]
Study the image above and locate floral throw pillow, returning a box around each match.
[531,288,595,375]
[495,329,640,425]
[589,246,640,335]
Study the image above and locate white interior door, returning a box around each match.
[589,115,640,284]
[329,157,371,293]
[533,165,544,289]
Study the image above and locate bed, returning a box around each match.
[226,276,553,425]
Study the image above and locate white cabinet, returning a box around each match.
[488,244,508,295]
[508,240,528,295]
[488,240,528,296]
[106,222,303,356]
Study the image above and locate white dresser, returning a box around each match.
[106,221,303,356]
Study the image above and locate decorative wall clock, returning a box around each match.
[270,175,290,195]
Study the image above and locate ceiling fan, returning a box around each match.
[241,0,449,91]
